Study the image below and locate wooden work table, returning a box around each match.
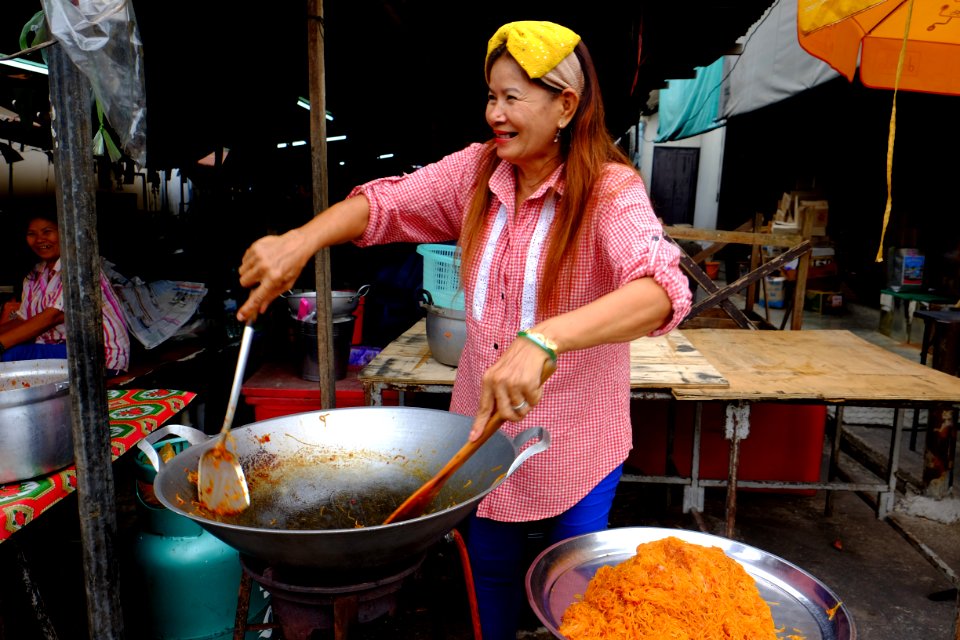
[359,322,960,536]
[670,329,960,534]
[675,329,960,403]
[357,318,728,403]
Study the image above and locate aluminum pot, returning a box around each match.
[0,359,71,484]
[284,284,370,318]
[420,289,466,367]
[140,407,549,572]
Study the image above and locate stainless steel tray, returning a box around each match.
[526,527,855,640]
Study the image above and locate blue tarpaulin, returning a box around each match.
[655,58,724,142]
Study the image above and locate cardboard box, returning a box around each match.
[773,192,828,236]
[760,276,785,308]
[805,289,843,314]
[808,246,838,282]
[798,199,829,236]
[891,248,924,289]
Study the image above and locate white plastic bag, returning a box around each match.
[40,0,146,164]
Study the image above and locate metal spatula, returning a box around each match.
[197,322,255,515]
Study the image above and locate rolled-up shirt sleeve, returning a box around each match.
[594,167,692,335]
[349,143,487,247]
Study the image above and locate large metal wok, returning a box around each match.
[140,406,549,572]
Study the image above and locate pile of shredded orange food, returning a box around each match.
[559,536,777,640]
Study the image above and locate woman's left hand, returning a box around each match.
[469,337,554,441]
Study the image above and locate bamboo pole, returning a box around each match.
[307,0,335,408]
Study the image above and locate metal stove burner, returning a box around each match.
[239,554,426,640]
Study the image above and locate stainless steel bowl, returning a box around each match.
[285,284,370,318]
[0,359,72,484]
[420,290,465,366]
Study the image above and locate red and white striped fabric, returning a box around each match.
[18,259,131,372]
[353,143,691,521]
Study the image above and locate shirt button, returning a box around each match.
[501,292,505,299]
[493,343,499,350]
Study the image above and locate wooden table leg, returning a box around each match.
[879,408,906,518]
[363,381,384,406]
[683,403,705,514]
[825,405,845,517]
[920,318,935,366]
[9,540,59,640]
[724,402,751,538]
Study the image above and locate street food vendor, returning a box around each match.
[0,211,130,376]
[237,20,691,639]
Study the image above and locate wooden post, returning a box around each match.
[48,43,125,638]
[307,0,335,408]
[744,213,763,315]
[790,210,814,330]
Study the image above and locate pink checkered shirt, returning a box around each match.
[18,259,130,372]
[353,143,691,521]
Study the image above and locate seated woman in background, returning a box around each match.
[0,211,130,376]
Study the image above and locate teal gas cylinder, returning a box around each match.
[126,437,270,640]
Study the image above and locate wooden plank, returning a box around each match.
[789,211,814,330]
[674,329,960,402]
[358,321,729,391]
[689,219,754,263]
[663,225,804,248]
[686,240,812,319]
[357,319,457,386]
[630,332,728,388]
[675,249,755,329]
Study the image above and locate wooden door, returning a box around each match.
[650,147,699,225]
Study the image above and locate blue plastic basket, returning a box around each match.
[416,243,464,310]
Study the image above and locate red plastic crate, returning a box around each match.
[241,360,398,421]
[627,400,826,494]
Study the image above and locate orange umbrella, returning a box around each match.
[798,0,960,95]
[797,0,956,259]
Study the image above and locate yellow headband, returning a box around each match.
[486,21,582,84]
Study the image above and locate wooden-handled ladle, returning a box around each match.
[383,359,557,524]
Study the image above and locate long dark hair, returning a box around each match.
[23,210,59,232]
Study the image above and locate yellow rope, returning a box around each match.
[876,0,914,262]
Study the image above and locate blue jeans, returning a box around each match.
[465,463,624,640]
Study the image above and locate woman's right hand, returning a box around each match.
[237,228,310,321]
[237,195,371,321]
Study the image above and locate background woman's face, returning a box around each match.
[26,218,61,264]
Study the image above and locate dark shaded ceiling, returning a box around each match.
[2,1,774,186]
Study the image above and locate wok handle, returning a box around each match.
[503,427,551,478]
[467,357,557,451]
[135,424,209,472]
[382,359,557,525]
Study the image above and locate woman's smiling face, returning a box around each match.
[486,54,564,170]
[26,217,61,265]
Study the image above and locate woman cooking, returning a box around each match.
[238,20,691,639]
